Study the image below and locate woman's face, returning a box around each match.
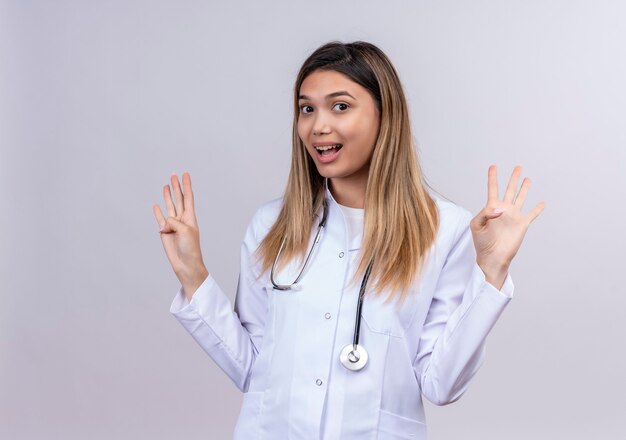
[297,69,380,185]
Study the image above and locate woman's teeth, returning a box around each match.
[315,144,342,155]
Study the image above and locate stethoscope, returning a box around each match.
[270,198,374,371]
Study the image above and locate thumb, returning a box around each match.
[160,216,185,234]
[476,207,506,227]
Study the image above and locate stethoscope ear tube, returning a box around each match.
[270,199,328,291]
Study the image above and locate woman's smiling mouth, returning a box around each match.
[313,143,343,163]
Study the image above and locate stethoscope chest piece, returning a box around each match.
[340,343,368,371]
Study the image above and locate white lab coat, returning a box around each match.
[170,181,514,439]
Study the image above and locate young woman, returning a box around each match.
[153,41,545,439]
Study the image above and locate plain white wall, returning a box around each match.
[1,0,624,438]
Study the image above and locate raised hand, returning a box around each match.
[470,165,545,289]
[153,172,209,300]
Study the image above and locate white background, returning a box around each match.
[1,0,624,438]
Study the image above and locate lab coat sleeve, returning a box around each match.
[169,208,268,393]
[412,210,514,406]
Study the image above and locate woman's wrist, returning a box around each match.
[180,265,210,301]
[476,259,509,291]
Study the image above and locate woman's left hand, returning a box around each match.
[470,165,545,286]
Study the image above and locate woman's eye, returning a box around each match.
[333,103,349,111]
[300,105,313,114]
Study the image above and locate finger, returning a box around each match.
[504,165,522,204]
[164,184,177,218]
[514,177,531,208]
[487,164,499,203]
[182,172,195,215]
[171,173,185,218]
[526,201,546,225]
[153,204,166,228]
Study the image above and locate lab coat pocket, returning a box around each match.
[360,290,405,337]
[233,391,264,439]
[377,409,426,439]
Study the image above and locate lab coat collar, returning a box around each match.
[310,178,336,221]
[323,177,345,208]
[323,177,334,203]
[319,177,340,220]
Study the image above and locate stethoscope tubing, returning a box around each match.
[269,196,374,371]
[270,199,329,291]
[353,259,374,348]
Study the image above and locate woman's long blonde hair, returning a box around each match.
[255,41,440,305]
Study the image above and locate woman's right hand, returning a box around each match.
[153,172,209,299]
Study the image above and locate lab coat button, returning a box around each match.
[325,312,331,319]
[316,379,323,386]
[339,252,345,258]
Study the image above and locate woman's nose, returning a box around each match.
[312,113,331,136]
